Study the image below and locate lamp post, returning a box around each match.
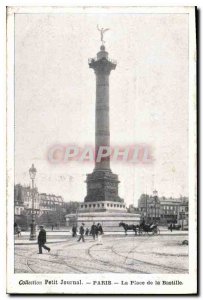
[29,164,37,240]
[153,190,158,223]
[145,194,148,223]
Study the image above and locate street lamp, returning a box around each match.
[153,190,158,223]
[145,194,148,223]
[29,164,37,240]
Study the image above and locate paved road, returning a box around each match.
[15,230,188,244]
[15,235,188,274]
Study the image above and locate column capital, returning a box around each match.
[88,57,116,75]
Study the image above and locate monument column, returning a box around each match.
[84,40,123,204]
[66,28,141,227]
[89,45,116,170]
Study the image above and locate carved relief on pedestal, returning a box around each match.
[85,170,123,203]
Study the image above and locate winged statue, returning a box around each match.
[97,25,110,44]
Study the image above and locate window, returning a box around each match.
[107,204,109,207]
[93,204,96,207]
[89,204,91,208]
[97,204,100,207]
[120,205,122,208]
[81,205,83,208]
[102,204,104,207]
[123,205,125,208]
[85,205,87,208]
[111,204,113,207]
[114,204,116,207]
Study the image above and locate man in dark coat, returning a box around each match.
[169,223,173,232]
[72,225,77,237]
[77,223,85,242]
[85,228,89,236]
[97,223,104,244]
[97,223,103,234]
[38,225,51,254]
[90,222,98,240]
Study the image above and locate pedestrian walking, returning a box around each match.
[90,222,98,240]
[85,228,89,236]
[77,223,85,242]
[169,223,173,232]
[16,225,21,237]
[14,222,17,234]
[72,225,77,237]
[97,223,103,244]
[38,225,51,254]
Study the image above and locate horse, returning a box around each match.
[119,222,139,235]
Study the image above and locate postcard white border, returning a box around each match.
[6,6,197,294]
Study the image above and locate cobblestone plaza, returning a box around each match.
[15,235,188,274]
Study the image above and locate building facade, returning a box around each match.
[14,184,40,216]
[177,200,189,229]
[39,193,65,214]
[14,184,65,216]
[138,194,189,226]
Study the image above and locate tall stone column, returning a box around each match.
[84,45,123,204]
[90,45,116,170]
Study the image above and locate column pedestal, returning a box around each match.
[85,169,124,203]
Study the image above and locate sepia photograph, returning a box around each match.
[6,6,197,294]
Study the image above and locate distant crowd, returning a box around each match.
[72,222,104,243]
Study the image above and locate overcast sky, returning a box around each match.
[15,12,189,206]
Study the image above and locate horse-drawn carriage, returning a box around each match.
[119,222,160,236]
[139,223,160,235]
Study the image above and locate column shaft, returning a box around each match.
[95,73,110,169]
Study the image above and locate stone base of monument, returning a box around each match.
[65,201,141,232]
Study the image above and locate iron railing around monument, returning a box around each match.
[88,57,117,65]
